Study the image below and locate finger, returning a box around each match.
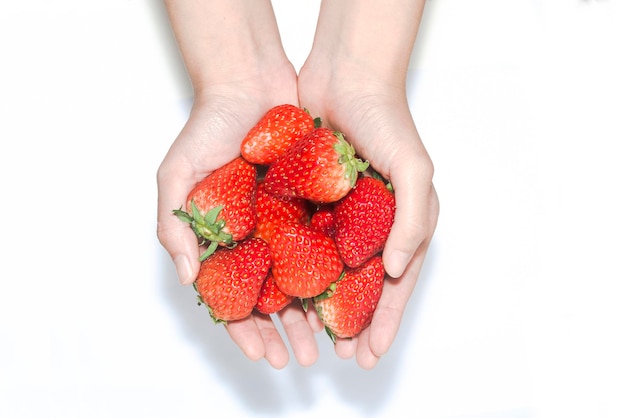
[304,299,325,333]
[224,316,266,362]
[355,327,381,369]
[334,337,357,359]
[369,187,438,357]
[252,312,290,369]
[156,156,202,285]
[369,236,434,359]
[328,100,435,279]
[383,154,435,278]
[277,301,319,367]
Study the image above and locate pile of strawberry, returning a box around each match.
[173,104,396,342]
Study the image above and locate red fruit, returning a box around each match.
[241,104,318,165]
[173,157,257,260]
[334,176,396,268]
[309,205,336,238]
[194,238,271,322]
[264,128,369,203]
[255,271,295,315]
[269,222,343,298]
[251,180,310,243]
[314,255,385,341]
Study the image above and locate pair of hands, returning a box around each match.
[156,57,439,369]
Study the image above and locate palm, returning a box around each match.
[298,69,439,368]
[157,68,330,369]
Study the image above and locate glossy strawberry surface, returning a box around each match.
[251,180,310,243]
[264,128,368,203]
[174,157,257,260]
[195,238,271,322]
[334,176,396,268]
[255,271,295,315]
[269,222,343,298]
[241,104,316,165]
[314,255,385,341]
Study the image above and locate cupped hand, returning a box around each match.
[157,68,320,368]
[298,63,440,369]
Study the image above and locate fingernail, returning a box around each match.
[174,254,194,285]
[386,249,411,278]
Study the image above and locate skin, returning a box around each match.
[157,0,439,370]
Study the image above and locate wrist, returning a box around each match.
[166,0,291,93]
[305,0,425,87]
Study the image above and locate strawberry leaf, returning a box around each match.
[172,207,193,223]
[324,326,338,344]
[203,204,223,225]
[333,132,369,188]
[199,240,219,261]
[313,281,338,302]
[174,200,234,260]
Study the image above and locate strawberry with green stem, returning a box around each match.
[314,255,385,342]
[264,127,369,203]
[194,237,271,323]
[173,157,257,260]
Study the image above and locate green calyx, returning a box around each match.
[303,108,322,129]
[313,275,345,345]
[333,132,369,187]
[300,298,309,313]
[172,200,233,261]
[324,326,338,344]
[313,274,342,303]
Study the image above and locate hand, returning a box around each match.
[157,71,324,369]
[298,0,439,366]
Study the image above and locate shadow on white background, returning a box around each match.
[155,227,439,416]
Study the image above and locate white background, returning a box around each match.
[1,1,625,417]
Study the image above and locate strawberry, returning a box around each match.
[173,157,257,260]
[309,205,336,238]
[269,222,343,298]
[314,255,385,341]
[334,176,396,268]
[263,128,369,203]
[240,104,319,165]
[255,271,295,315]
[194,238,271,322]
[251,180,310,243]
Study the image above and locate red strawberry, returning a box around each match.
[251,180,310,243]
[334,176,396,268]
[309,205,336,238]
[255,271,295,315]
[269,222,343,298]
[173,157,257,260]
[194,238,271,322]
[263,128,369,203]
[314,255,385,341]
[241,104,319,165]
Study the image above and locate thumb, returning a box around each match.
[156,162,202,285]
[383,148,437,278]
